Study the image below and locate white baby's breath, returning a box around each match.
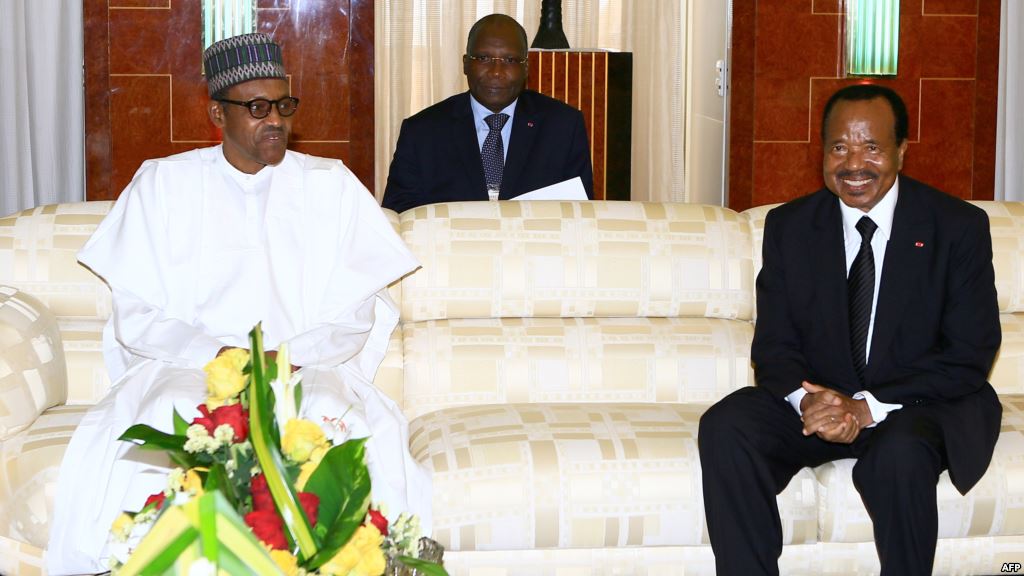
[184,423,221,454]
[213,423,235,444]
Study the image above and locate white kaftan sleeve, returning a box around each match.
[78,152,216,379]
[279,158,417,376]
[109,287,226,368]
[284,295,375,369]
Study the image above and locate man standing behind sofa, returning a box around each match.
[382,14,594,213]
[699,84,1001,576]
[46,33,430,573]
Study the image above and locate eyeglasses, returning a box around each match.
[216,96,300,119]
[465,54,528,66]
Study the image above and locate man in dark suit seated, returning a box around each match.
[698,84,1002,576]
[382,14,594,213]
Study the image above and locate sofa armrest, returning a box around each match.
[0,286,68,440]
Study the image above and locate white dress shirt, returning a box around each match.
[785,180,904,426]
[470,94,517,162]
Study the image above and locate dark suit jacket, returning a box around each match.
[751,175,1002,494]
[382,90,594,213]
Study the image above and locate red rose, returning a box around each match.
[244,509,287,550]
[212,403,249,442]
[250,473,274,512]
[191,403,249,443]
[298,491,320,527]
[192,404,216,435]
[367,508,389,536]
[143,491,166,510]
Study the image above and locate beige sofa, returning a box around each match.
[1,200,1022,575]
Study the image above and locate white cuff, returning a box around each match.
[785,388,808,416]
[853,390,903,428]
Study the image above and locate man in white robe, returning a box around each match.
[46,33,428,574]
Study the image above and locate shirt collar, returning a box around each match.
[216,144,274,193]
[470,94,517,129]
[839,178,899,245]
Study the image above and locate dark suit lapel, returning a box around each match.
[500,91,540,197]
[810,193,861,386]
[866,179,933,383]
[452,93,488,199]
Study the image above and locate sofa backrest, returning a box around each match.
[3,198,1022,412]
[394,201,758,419]
[398,201,755,321]
[972,201,1024,394]
[0,203,114,404]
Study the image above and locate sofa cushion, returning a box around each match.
[976,201,1024,314]
[399,201,754,322]
[410,403,818,551]
[0,535,45,576]
[0,404,88,548]
[400,317,754,420]
[52,318,109,405]
[0,287,67,438]
[993,314,1024,395]
[816,395,1024,543]
[0,203,113,320]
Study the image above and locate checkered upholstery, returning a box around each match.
[2,199,1022,573]
[397,200,1024,565]
[399,201,754,322]
[0,287,67,439]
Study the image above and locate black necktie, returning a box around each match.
[481,113,509,196]
[849,216,878,384]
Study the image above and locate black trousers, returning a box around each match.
[698,386,946,576]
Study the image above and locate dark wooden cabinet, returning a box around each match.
[527,51,632,201]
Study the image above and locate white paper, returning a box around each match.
[512,176,588,201]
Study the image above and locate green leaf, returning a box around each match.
[204,463,237,508]
[395,557,450,576]
[136,527,197,575]
[119,424,187,452]
[303,439,372,569]
[169,451,197,470]
[247,324,319,559]
[116,504,199,576]
[199,490,218,561]
[119,424,197,470]
[173,409,190,436]
[119,492,283,576]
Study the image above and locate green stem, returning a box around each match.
[247,324,319,559]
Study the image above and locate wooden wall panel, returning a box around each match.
[729,1,1000,211]
[527,51,632,201]
[84,0,373,200]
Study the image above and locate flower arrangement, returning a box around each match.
[109,324,446,576]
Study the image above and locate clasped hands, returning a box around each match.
[799,381,873,444]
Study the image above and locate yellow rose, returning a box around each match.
[281,418,328,464]
[319,524,386,576]
[296,444,329,490]
[203,349,250,407]
[110,513,134,541]
[182,468,205,496]
[269,549,300,576]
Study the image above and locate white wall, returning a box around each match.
[683,0,730,206]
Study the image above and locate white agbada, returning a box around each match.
[46,146,427,574]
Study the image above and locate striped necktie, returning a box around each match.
[849,216,878,384]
